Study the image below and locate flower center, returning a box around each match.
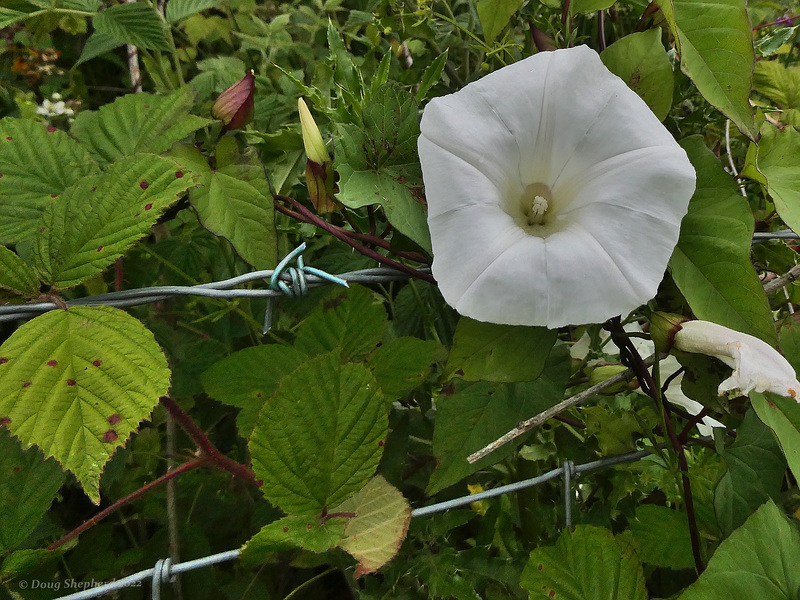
[529,195,548,226]
[518,182,553,229]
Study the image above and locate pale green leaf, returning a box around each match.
[445,318,557,382]
[521,525,647,600]
[249,352,387,515]
[0,118,98,243]
[477,0,523,43]
[368,337,438,399]
[33,154,196,288]
[750,392,800,485]
[334,475,411,577]
[70,88,213,165]
[742,124,800,236]
[166,0,221,23]
[678,501,800,600]
[669,136,776,345]
[600,29,674,121]
[92,3,171,51]
[0,306,170,503]
[201,345,307,437]
[239,514,346,566]
[660,0,756,139]
[428,343,570,494]
[0,429,65,553]
[175,139,276,269]
[714,410,785,536]
[0,245,39,295]
[628,505,694,570]
[294,285,387,362]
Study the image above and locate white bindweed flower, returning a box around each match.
[418,46,696,327]
[674,320,800,400]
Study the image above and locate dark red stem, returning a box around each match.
[48,459,203,550]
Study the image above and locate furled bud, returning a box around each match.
[298,98,340,213]
[211,71,255,131]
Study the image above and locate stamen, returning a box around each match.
[528,195,548,225]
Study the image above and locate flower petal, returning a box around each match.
[419,46,696,327]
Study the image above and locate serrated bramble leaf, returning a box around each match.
[201,344,307,437]
[446,318,557,383]
[0,429,65,553]
[750,392,800,485]
[239,514,346,567]
[33,154,196,288]
[294,286,387,362]
[0,306,171,503]
[521,526,647,600]
[249,352,387,515]
[678,501,800,600]
[334,475,411,577]
[75,31,124,67]
[175,139,277,269]
[0,119,98,243]
[752,61,800,128]
[669,137,776,345]
[0,9,30,29]
[0,245,39,295]
[660,0,756,139]
[428,344,570,494]
[165,0,220,23]
[92,3,171,51]
[600,30,674,121]
[70,88,213,165]
[368,337,438,399]
[628,505,694,570]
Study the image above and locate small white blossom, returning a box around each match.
[418,46,696,328]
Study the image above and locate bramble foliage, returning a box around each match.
[1,1,800,599]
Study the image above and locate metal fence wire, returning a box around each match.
[3,235,789,600]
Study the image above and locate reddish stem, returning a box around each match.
[48,459,203,551]
[274,196,435,284]
[160,396,257,484]
[753,14,798,30]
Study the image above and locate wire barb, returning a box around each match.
[262,243,350,333]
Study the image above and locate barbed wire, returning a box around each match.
[51,445,666,600]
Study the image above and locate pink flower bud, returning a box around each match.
[211,71,255,131]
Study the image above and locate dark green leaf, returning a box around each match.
[428,343,570,494]
[75,30,123,67]
[0,429,65,553]
[92,3,171,51]
[660,0,756,139]
[714,410,785,536]
[368,337,439,399]
[678,501,800,600]
[628,505,694,570]
[669,136,776,345]
[165,0,220,23]
[600,30,673,121]
[294,285,387,362]
[249,352,387,515]
[416,51,448,103]
[750,392,800,484]
[0,245,39,295]
[446,318,557,382]
[521,525,647,600]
